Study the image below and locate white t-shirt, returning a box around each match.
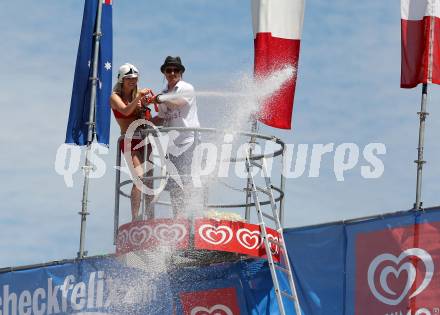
[158,80,200,145]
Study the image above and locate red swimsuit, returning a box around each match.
[112,95,137,119]
[112,99,152,120]
[113,98,152,153]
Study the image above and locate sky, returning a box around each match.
[1,0,440,268]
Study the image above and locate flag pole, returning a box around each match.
[414,83,429,210]
[78,0,104,259]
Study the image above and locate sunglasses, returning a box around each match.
[165,67,181,74]
[124,67,138,75]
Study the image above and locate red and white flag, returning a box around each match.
[252,0,305,129]
[401,0,440,88]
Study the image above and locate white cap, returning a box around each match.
[117,63,139,83]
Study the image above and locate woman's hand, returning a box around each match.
[138,88,154,106]
[138,88,152,97]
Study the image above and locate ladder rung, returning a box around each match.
[256,186,271,195]
[275,265,290,274]
[250,160,262,168]
[268,238,284,248]
[262,212,276,221]
[281,291,297,302]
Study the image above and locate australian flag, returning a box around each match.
[65,0,112,146]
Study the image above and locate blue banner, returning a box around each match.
[0,258,293,314]
[284,222,346,315]
[2,207,440,314]
[65,0,112,146]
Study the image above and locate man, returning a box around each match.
[152,56,200,217]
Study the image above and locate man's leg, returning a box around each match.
[144,168,155,219]
[143,145,155,219]
[169,143,195,218]
[170,185,185,217]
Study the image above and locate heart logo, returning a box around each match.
[236,228,262,250]
[190,304,234,315]
[116,230,128,247]
[266,234,279,254]
[128,225,152,246]
[199,224,233,245]
[367,248,434,306]
[153,223,187,244]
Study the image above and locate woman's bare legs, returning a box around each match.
[130,147,155,221]
[130,151,142,221]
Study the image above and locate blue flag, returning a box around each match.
[65,0,112,146]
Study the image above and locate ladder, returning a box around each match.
[245,154,302,315]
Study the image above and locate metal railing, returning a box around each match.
[113,126,286,243]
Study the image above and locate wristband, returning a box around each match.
[155,93,164,104]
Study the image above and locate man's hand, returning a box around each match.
[144,93,163,105]
[152,93,163,104]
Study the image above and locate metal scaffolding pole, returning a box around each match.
[279,147,286,227]
[414,83,429,211]
[78,0,103,259]
[245,119,258,221]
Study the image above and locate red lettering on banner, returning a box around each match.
[355,223,440,314]
[180,287,240,315]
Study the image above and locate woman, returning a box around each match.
[110,63,154,221]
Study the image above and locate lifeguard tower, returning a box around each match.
[113,126,302,315]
